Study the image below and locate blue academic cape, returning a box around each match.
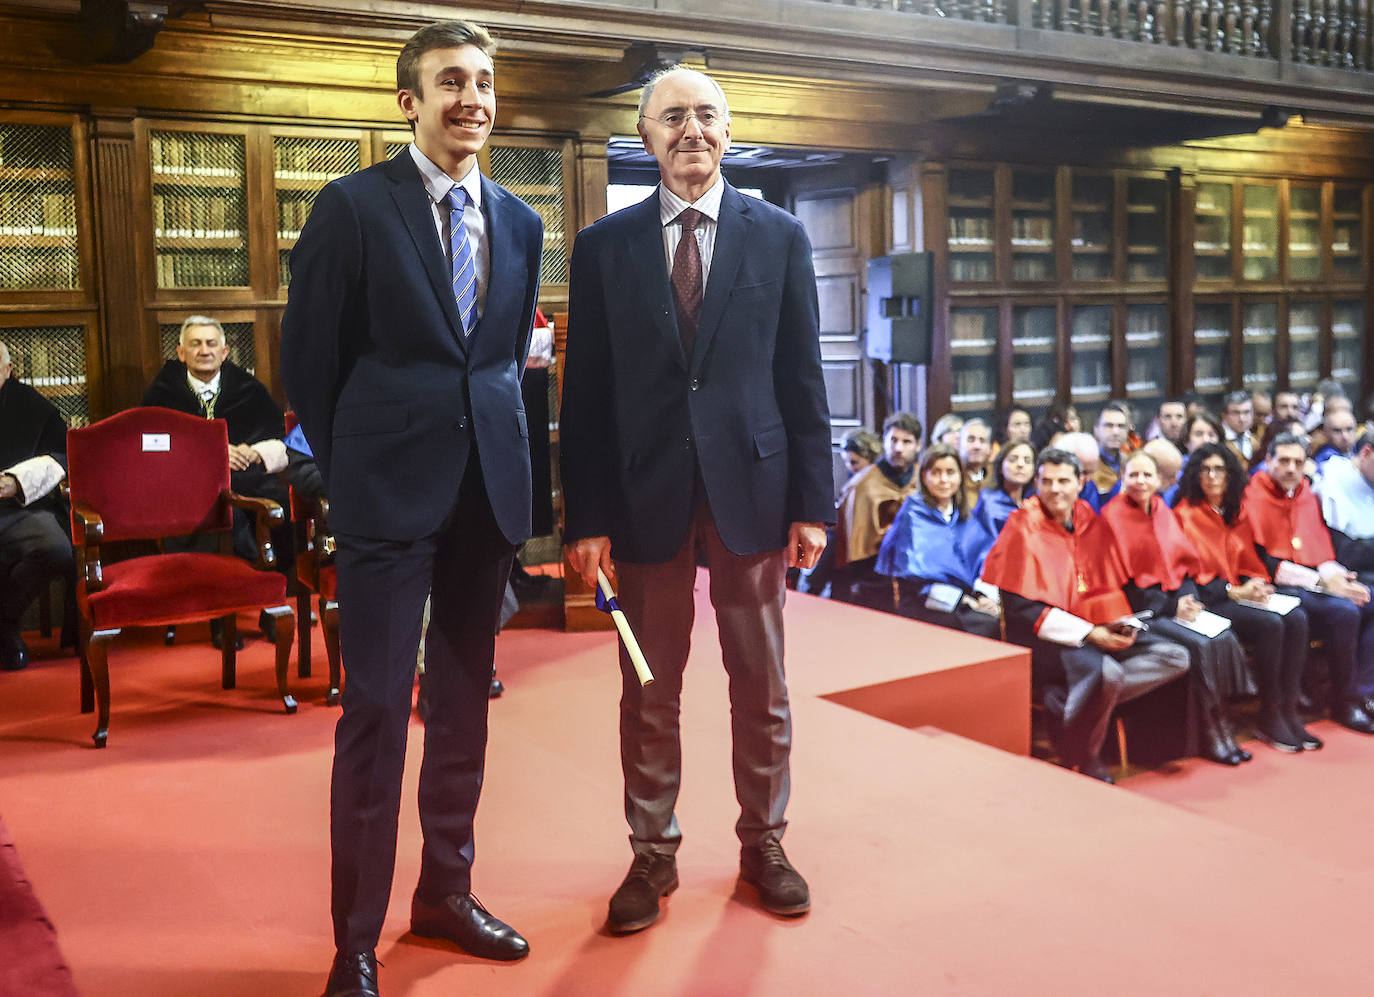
[876,494,998,595]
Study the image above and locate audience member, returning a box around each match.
[1102,452,1251,765]
[995,405,1033,448]
[1030,400,1080,451]
[1304,378,1347,432]
[1174,443,1314,752]
[1251,390,1272,428]
[1182,411,1223,454]
[957,417,994,507]
[1057,431,1115,510]
[1182,393,1207,420]
[1243,433,1374,735]
[798,429,880,597]
[876,445,1000,638]
[833,412,921,609]
[1148,399,1187,446]
[1221,390,1258,466]
[0,341,73,672]
[1317,431,1374,589]
[978,439,1035,533]
[983,447,1189,782]
[1092,402,1132,494]
[1272,390,1302,426]
[1142,438,1183,493]
[930,413,964,448]
[1314,403,1359,470]
[840,429,881,477]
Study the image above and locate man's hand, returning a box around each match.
[228,443,263,472]
[1323,572,1372,607]
[964,593,999,616]
[567,536,615,591]
[1175,594,1203,623]
[1231,578,1273,603]
[0,473,17,501]
[1086,624,1137,652]
[788,522,826,570]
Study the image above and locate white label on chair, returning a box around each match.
[141,433,171,452]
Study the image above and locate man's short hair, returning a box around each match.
[882,411,922,440]
[1036,446,1081,477]
[1267,431,1307,458]
[1158,398,1184,413]
[637,65,731,120]
[959,417,989,440]
[397,20,497,94]
[1355,430,1374,456]
[1097,400,1131,425]
[179,315,223,343]
[1223,389,1252,411]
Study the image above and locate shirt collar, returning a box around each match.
[410,144,483,210]
[659,175,725,227]
[187,368,220,398]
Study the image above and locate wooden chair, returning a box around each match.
[283,413,340,705]
[67,407,297,747]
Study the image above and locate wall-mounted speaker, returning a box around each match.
[865,251,933,365]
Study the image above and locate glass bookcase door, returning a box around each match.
[150,130,249,289]
[1286,300,1321,394]
[1125,303,1168,414]
[1194,182,1233,281]
[1126,177,1167,282]
[159,319,256,376]
[1193,300,1233,406]
[1069,174,1113,281]
[0,322,89,426]
[1240,300,1278,393]
[273,136,362,289]
[1287,184,1322,281]
[1331,299,1364,398]
[1241,184,1279,281]
[1070,304,1113,405]
[947,168,996,284]
[1332,186,1363,282]
[0,124,80,292]
[1010,170,1054,282]
[1011,304,1058,417]
[948,305,999,420]
[488,143,570,288]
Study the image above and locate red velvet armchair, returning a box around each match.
[67,407,297,747]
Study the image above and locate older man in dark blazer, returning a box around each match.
[561,66,833,935]
[280,20,541,997]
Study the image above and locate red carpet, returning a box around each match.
[2,585,1373,995]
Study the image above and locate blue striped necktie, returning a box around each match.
[444,185,477,336]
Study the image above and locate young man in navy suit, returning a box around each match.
[561,67,833,935]
[280,20,542,997]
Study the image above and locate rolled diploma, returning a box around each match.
[597,567,654,686]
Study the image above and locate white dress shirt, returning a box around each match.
[410,144,489,322]
[658,176,724,289]
[186,368,287,473]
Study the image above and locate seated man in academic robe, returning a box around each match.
[832,412,922,611]
[1243,431,1374,734]
[0,340,74,671]
[143,316,291,638]
[1318,431,1374,589]
[983,447,1190,783]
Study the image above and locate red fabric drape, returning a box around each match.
[1242,472,1335,566]
[1101,493,1201,591]
[1174,500,1271,586]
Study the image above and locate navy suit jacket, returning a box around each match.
[560,183,833,564]
[280,150,542,544]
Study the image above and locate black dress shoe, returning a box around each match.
[740,837,810,916]
[0,631,28,671]
[410,893,529,961]
[1335,699,1374,735]
[323,950,378,997]
[1077,756,1115,784]
[607,851,678,934]
[1255,710,1303,753]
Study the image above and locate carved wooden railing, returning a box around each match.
[817,0,1374,68]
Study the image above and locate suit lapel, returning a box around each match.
[384,153,467,351]
[691,184,751,375]
[628,192,686,370]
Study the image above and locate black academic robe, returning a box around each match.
[0,376,69,525]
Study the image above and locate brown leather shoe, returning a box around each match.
[607,851,678,934]
[409,893,529,961]
[323,950,379,997]
[739,837,810,916]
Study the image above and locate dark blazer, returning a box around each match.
[560,183,833,564]
[281,151,543,543]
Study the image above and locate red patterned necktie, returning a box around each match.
[671,208,703,353]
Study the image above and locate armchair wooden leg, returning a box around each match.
[296,591,312,679]
[264,605,298,714]
[321,598,341,706]
[220,615,237,690]
[85,628,120,748]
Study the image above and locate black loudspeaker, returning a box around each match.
[865,251,933,365]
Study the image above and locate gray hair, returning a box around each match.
[180,315,224,344]
[637,65,730,120]
[1267,431,1307,459]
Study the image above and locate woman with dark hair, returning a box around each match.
[1103,450,1253,765]
[1162,412,1226,505]
[1174,442,1315,752]
[977,439,1035,533]
[876,445,1000,638]
[1030,399,1081,451]
[995,405,1033,447]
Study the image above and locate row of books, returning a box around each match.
[0,191,75,234]
[153,193,242,239]
[273,142,358,179]
[0,248,80,289]
[155,252,247,288]
[150,133,242,177]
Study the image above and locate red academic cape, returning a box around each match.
[983,498,1131,625]
[1173,499,1271,586]
[1241,472,1335,567]
[1100,493,1201,591]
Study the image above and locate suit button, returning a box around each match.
[457,417,468,430]
[690,378,700,391]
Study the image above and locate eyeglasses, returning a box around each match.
[640,109,727,131]
[1200,465,1228,476]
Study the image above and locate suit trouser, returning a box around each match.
[1036,632,1190,766]
[613,498,790,855]
[329,451,515,953]
[1280,586,1374,703]
[0,506,72,631]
